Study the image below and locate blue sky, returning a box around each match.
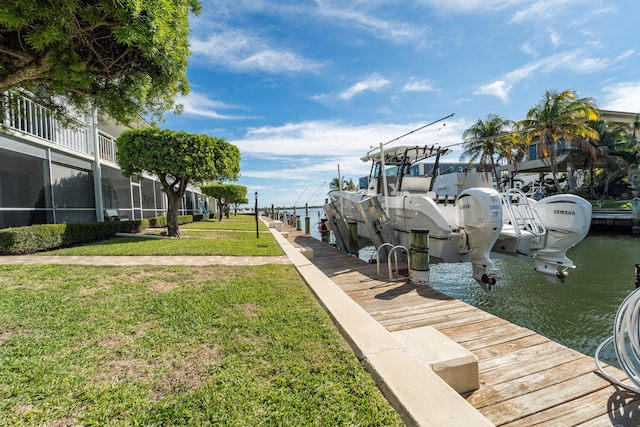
[161,0,640,208]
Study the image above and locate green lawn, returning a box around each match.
[0,221,404,426]
[44,232,283,257]
[181,214,269,231]
[0,264,403,426]
[593,199,634,209]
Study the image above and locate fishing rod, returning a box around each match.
[306,180,326,205]
[367,112,455,155]
[292,187,308,210]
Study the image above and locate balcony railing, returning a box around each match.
[2,91,118,163]
[98,131,118,163]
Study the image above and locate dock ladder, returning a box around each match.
[501,189,546,237]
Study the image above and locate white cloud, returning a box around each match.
[601,82,640,113]
[616,49,635,61]
[338,74,391,100]
[232,117,467,159]
[189,29,324,73]
[417,0,518,13]
[520,42,536,57]
[176,92,246,119]
[475,81,511,103]
[477,49,614,103]
[402,77,436,92]
[314,0,426,43]
[548,30,561,48]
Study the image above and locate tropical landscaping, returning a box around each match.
[461,89,640,202]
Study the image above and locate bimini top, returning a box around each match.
[361,144,452,165]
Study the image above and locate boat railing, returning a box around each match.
[501,189,546,237]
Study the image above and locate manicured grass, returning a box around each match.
[591,199,634,209]
[0,264,403,426]
[182,214,268,231]
[43,231,283,256]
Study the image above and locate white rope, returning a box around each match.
[595,287,640,393]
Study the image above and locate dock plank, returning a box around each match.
[286,230,631,426]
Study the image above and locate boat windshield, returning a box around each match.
[372,162,401,178]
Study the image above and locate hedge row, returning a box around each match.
[0,220,148,255]
[148,215,194,228]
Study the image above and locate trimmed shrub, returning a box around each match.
[119,219,149,234]
[0,222,121,255]
[149,216,168,228]
[178,215,193,224]
[148,215,193,228]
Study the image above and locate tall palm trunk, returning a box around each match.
[542,128,563,193]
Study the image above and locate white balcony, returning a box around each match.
[2,91,118,163]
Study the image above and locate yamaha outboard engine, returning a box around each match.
[455,188,503,290]
[530,194,592,281]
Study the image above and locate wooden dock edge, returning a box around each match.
[266,221,494,427]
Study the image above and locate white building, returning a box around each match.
[0,91,214,229]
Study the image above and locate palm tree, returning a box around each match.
[461,114,513,187]
[497,132,528,190]
[329,177,357,191]
[516,89,599,193]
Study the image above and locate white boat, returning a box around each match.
[323,144,592,290]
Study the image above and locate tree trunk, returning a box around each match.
[589,161,596,198]
[166,191,183,237]
[542,128,563,193]
[567,159,577,193]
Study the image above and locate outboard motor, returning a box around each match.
[455,188,503,290]
[530,194,592,281]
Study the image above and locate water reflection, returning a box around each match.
[305,207,638,365]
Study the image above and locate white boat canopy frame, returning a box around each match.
[360,145,452,165]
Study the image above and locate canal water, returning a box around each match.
[302,207,639,365]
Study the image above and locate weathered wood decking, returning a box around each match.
[288,230,640,426]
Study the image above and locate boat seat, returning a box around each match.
[400,176,431,193]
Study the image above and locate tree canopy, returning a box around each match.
[329,177,357,191]
[516,89,599,193]
[116,127,240,236]
[200,184,247,221]
[0,0,200,124]
[461,114,515,185]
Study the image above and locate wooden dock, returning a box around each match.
[287,229,640,426]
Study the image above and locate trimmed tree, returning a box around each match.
[231,197,249,216]
[0,0,200,125]
[200,184,247,221]
[116,128,240,236]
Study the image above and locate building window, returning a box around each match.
[529,144,537,160]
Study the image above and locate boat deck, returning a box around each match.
[286,228,640,426]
